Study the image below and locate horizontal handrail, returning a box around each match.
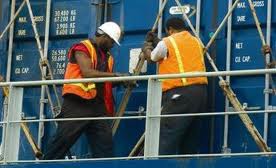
[0,69,276,87]
[2,109,276,124]
[2,152,276,163]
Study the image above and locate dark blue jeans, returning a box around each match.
[159,84,207,155]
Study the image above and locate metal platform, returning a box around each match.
[2,156,276,168]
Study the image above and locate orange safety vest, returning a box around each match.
[62,39,115,116]
[160,31,208,92]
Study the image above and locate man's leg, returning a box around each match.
[159,91,195,155]
[83,98,113,158]
[43,95,90,160]
[85,119,113,158]
[42,120,88,160]
[159,85,207,155]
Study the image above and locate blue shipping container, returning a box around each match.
[0,0,276,167]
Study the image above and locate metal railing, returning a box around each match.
[0,69,276,163]
[0,0,274,165]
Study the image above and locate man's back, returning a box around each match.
[160,31,208,92]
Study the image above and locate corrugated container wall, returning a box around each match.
[0,0,275,160]
[214,0,276,153]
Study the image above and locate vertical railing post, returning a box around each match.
[144,79,162,159]
[264,0,272,143]
[223,0,233,153]
[3,86,23,163]
[38,0,52,149]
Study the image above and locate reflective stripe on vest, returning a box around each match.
[65,40,96,93]
[82,40,97,69]
[168,36,187,85]
[62,40,98,99]
[72,40,96,92]
[64,83,96,92]
[160,31,208,92]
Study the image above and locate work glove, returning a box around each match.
[145,31,160,48]
[113,73,138,88]
[142,42,154,53]
[141,42,153,61]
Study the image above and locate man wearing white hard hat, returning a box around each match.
[43,22,125,159]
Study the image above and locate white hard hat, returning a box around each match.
[98,22,121,45]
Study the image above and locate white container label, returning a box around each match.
[129,48,147,74]
[169,5,190,15]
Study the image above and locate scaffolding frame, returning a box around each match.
[0,0,274,162]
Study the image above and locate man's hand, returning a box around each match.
[141,42,153,61]
[142,42,154,53]
[112,73,138,88]
[145,31,160,48]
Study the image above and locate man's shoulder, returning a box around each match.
[72,43,88,53]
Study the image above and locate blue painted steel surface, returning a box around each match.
[107,0,158,157]
[14,0,96,39]
[0,0,9,84]
[3,0,104,160]
[213,0,276,154]
[0,0,276,166]
[1,156,276,168]
[14,1,46,39]
[11,42,41,81]
[0,0,10,150]
[232,0,276,26]
[108,0,159,32]
[109,0,228,155]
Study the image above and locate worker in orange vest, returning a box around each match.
[43,22,126,159]
[142,17,208,155]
